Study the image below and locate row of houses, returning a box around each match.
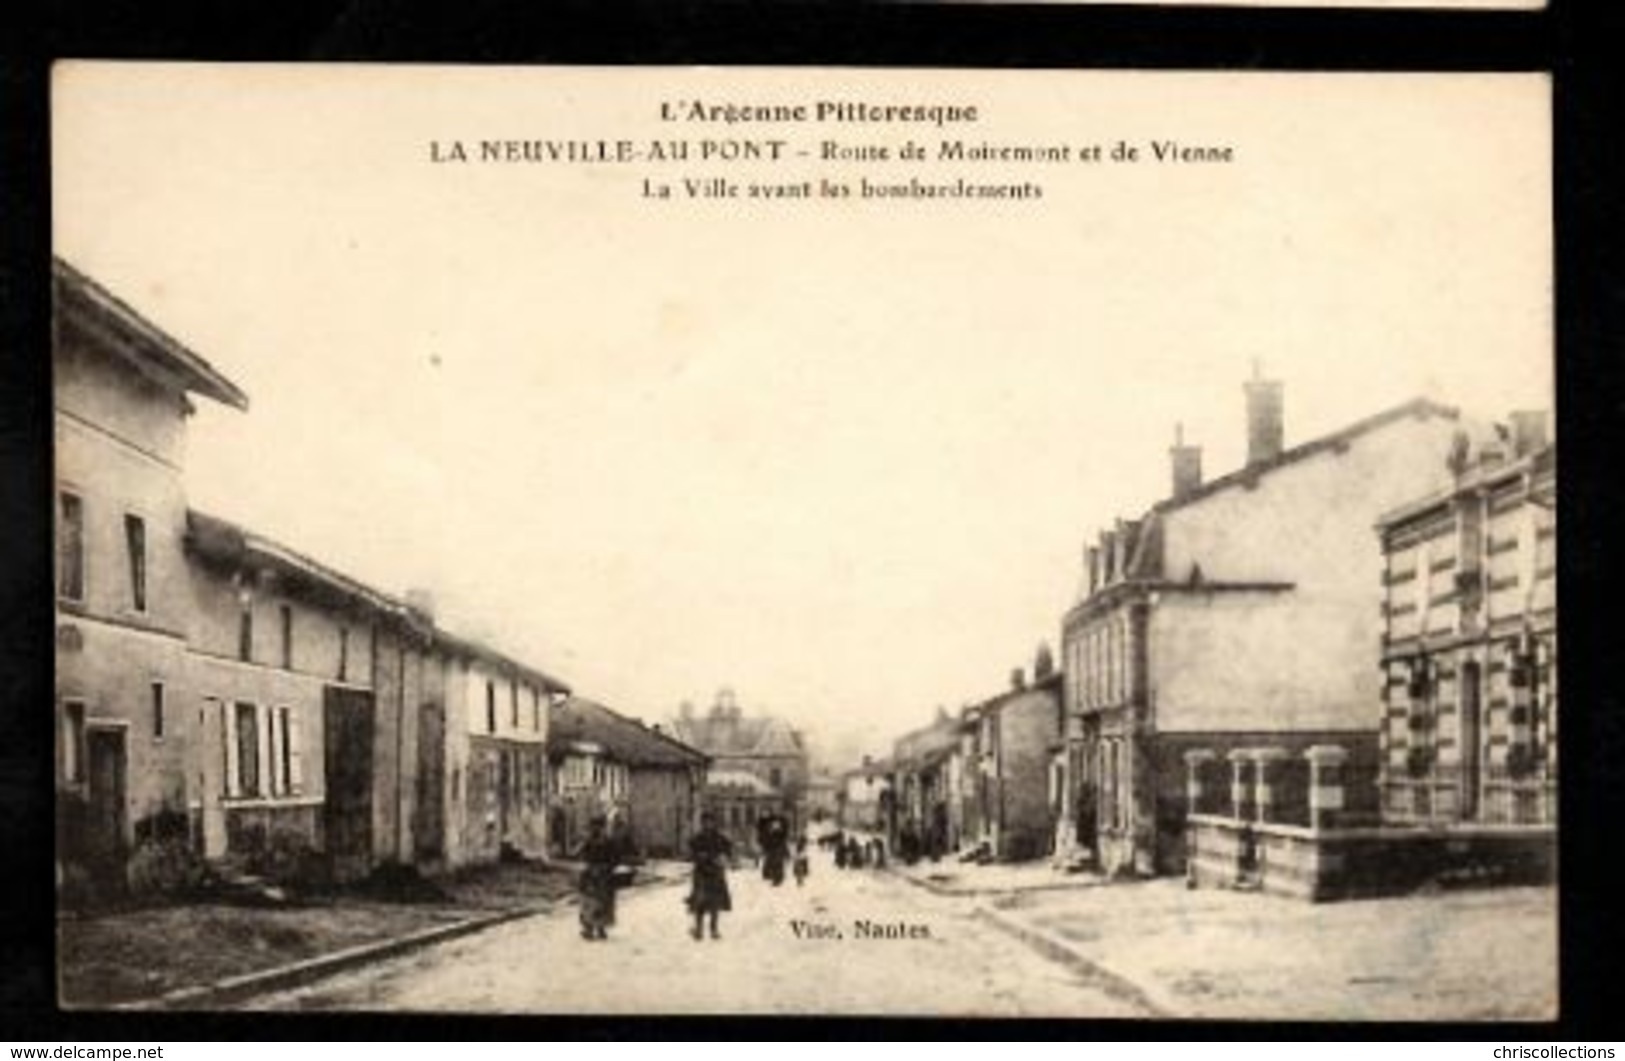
[859,368,1556,895]
[53,259,713,899]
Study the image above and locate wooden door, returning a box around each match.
[323,686,375,880]
[85,728,127,893]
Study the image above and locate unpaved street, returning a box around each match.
[252,859,1146,1017]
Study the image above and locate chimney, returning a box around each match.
[1100,530,1118,584]
[1011,667,1027,691]
[1508,410,1548,458]
[1243,363,1284,466]
[1169,422,1203,500]
[1086,545,1100,594]
[1033,643,1055,682]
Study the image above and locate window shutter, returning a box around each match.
[267,707,282,797]
[257,704,273,799]
[224,702,241,798]
[288,707,304,793]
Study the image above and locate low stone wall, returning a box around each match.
[1187,814,1555,901]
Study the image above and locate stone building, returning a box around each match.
[54,259,573,894]
[1060,374,1468,877]
[837,757,893,832]
[961,660,1064,862]
[1375,416,1556,829]
[549,696,708,858]
[890,708,961,856]
[669,689,808,827]
[54,258,249,896]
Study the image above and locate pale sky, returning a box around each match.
[52,65,1553,766]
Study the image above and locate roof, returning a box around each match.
[705,769,781,797]
[551,697,708,767]
[186,509,401,616]
[1153,398,1458,518]
[972,671,1064,715]
[186,508,570,694]
[668,709,807,759]
[1376,440,1555,531]
[54,258,249,411]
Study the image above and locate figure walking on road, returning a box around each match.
[575,815,619,942]
[792,833,810,887]
[687,811,734,941]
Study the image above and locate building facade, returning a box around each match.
[55,260,572,895]
[549,697,708,858]
[837,758,893,832]
[963,667,1063,862]
[1061,378,1468,877]
[669,689,808,829]
[54,259,250,896]
[1376,419,1556,829]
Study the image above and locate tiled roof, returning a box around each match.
[551,697,707,768]
[55,257,249,411]
[185,508,571,694]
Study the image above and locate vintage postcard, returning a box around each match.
[52,64,1554,1019]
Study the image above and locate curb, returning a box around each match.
[113,904,549,1012]
[970,905,1170,1018]
[886,867,1107,899]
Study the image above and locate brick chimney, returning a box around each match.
[1169,422,1203,500]
[1243,363,1284,466]
[1086,545,1101,594]
[1508,410,1548,457]
[1010,667,1027,691]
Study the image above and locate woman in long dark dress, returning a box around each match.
[576,815,618,941]
[687,811,733,941]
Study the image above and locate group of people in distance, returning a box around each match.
[573,809,833,943]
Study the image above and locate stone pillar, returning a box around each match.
[1228,749,1253,821]
[1253,748,1288,825]
[1305,745,1349,832]
[1184,749,1217,817]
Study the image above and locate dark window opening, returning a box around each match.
[125,515,147,612]
[58,493,85,601]
[152,682,165,739]
[238,608,253,663]
[279,605,293,669]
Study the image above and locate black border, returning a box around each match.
[4,0,1621,1041]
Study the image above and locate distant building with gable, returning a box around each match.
[668,688,808,837]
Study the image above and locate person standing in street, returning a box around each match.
[575,814,618,942]
[687,810,733,941]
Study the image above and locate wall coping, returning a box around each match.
[1187,813,1556,843]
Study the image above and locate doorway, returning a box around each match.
[323,686,375,881]
[85,727,127,893]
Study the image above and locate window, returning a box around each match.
[270,705,300,795]
[531,687,541,731]
[338,627,349,681]
[235,702,260,796]
[510,679,519,729]
[125,515,147,612]
[58,492,85,601]
[151,682,165,739]
[769,767,783,788]
[238,607,253,662]
[486,681,497,733]
[279,605,293,669]
[61,701,86,783]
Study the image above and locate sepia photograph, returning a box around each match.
[50,63,1554,1020]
